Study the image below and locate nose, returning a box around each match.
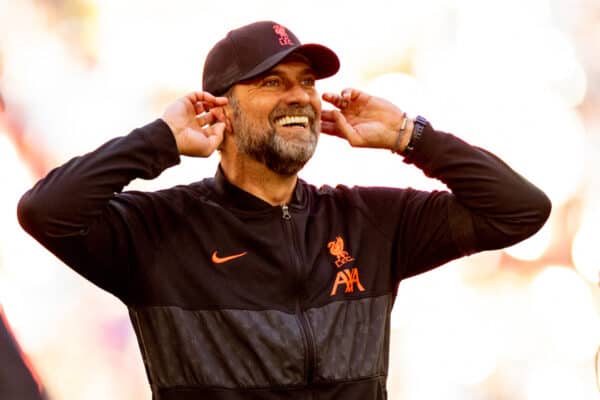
[284,83,311,106]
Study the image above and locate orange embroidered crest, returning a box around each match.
[327,236,355,268]
[327,236,364,296]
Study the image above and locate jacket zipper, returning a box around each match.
[281,204,316,386]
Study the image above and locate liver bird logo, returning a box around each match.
[272,24,294,46]
[327,236,355,268]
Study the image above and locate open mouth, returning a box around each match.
[274,115,310,128]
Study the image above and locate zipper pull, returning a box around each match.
[281,205,291,220]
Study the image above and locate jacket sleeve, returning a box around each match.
[16,119,180,299]
[356,122,551,279]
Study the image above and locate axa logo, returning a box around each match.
[330,268,365,296]
[327,236,365,296]
[272,24,294,46]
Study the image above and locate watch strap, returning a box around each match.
[402,115,427,156]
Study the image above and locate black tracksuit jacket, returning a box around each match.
[17,119,551,399]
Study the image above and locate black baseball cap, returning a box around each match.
[202,21,340,96]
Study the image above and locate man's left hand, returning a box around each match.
[321,88,413,153]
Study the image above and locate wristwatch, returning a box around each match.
[402,115,427,156]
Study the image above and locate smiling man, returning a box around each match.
[222,56,320,182]
[18,21,551,399]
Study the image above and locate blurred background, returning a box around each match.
[0,0,599,398]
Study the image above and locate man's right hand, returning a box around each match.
[161,91,229,157]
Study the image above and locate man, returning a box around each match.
[17,21,551,399]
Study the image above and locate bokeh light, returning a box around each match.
[505,221,553,262]
[572,205,600,285]
[529,266,599,363]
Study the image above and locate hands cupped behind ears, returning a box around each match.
[162,91,229,157]
[161,88,410,157]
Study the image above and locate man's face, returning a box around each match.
[227,58,321,176]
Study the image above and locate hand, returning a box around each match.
[161,91,229,157]
[321,88,413,152]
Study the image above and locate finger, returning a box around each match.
[206,121,225,137]
[202,95,229,107]
[204,122,225,152]
[193,101,207,116]
[341,88,352,102]
[321,110,362,144]
[322,93,347,109]
[185,91,215,103]
[320,109,337,122]
[183,121,225,158]
[331,110,364,145]
[320,121,345,139]
[322,88,361,110]
[341,87,360,101]
[187,91,229,109]
[209,107,227,123]
[195,111,216,127]
[320,110,337,135]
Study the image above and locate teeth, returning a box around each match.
[275,115,309,127]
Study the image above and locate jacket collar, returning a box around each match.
[213,165,306,212]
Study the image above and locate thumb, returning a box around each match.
[206,122,225,152]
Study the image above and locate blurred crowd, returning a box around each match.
[0,0,599,399]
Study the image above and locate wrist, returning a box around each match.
[160,116,184,154]
[397,118,414,153]
[391,113,413,154]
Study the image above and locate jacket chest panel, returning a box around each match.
[140,204,395,310]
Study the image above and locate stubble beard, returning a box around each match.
[229,96,319,177]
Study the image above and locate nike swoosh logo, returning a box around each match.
[211,251,248,264]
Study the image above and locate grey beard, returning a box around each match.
[230,98,318,176]
[255,130,317,176]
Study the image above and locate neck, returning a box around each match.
[220,153,298,206]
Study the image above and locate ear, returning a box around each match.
[211,106,233,135]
